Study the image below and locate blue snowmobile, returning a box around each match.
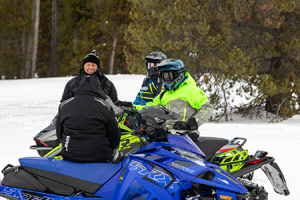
[0,106,262,200]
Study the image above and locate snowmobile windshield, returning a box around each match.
[138,106,180,123]
[168,146,205,166]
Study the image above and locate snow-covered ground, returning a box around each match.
[0,75,299,199]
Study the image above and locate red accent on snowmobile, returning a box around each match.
[35,139,49,147]
[247,159,265,164]
[218,148,235,153]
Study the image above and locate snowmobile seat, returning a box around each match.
[196,137,229,160]
[19,157,122,194]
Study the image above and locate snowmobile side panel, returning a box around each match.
[2,166,47,192]
[0,185,20,200]
[34,175,76,196]
[0,184,105,200]
[25,165,102,194]
[19,157,122,185]
[261,162,290,196]
[17,157,122,194]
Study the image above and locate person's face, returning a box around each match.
[84,62,98,74]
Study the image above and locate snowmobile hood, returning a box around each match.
[132,144,248,195]
[194,162,249,195]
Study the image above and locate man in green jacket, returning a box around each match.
[136,59,213,134]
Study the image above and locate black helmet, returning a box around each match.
[144,51,167,78]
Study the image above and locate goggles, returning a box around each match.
[161,70,177,82]
[146,62,158,70]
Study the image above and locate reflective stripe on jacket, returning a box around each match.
[133,77,163,105]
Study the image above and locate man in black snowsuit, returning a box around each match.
[56,75,121,163]
[61,50,118,103]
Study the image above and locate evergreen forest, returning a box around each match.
[0,0,299,120]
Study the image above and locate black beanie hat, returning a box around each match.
[82,50,100,68]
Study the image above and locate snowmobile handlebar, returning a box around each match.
[120,106,138,115]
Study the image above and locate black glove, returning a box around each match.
[115,100,133,107]
[173,117,198,130]
[173,121,189,130]
[188,132,199,142]
[188,117,198,130]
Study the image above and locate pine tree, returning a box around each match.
[228,0,300,118]
[125,0,300,119]
[0,0,31,79]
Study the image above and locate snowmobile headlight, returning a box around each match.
[170,147,205,166]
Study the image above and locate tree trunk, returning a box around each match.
[50,0,57,77]
[24,1,34,78]
[24,0,40,78]
[19,0,26,78]
[25,31,33,78]
[108,33,118,74]
[31,0,40,77]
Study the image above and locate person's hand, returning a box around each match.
[188,132,199,142]
[187,117,198,130]
[173,117,198,130]
[173,121,189,130]
[115,100,132,107]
